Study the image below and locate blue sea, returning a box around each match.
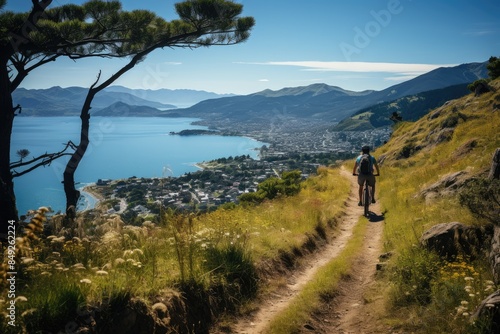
[11,117,266,215]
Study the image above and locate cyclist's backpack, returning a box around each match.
[359,154,372,175]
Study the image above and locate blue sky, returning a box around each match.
[5,0,500,94]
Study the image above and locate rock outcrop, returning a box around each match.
[420,222,489,260]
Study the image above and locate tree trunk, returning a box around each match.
[0,57,18,237]
[63,108,91,219]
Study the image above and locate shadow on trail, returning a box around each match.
[367,211,384,222]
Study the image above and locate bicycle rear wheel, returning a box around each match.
[363,183,370,217]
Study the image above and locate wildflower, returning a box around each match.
[114,258,125,266]
[80,279,92,284]
[72,263,85,271]
[462,312,470,317]
[15,296,28,303]
[123,250,133,257]
[21,257,34,265]
[132,248,144,256]
[461,300,469,306]
[21,309,36,317]
[96,270,108,276]
[464,276,474,281]
[485,286,495,292]
[51,236,66,244]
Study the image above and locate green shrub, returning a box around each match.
[239,170,302,204]
[23,281,85,333]
[204,243,258,302]
[389,247,441,306]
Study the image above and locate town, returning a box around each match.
[86,126,392,223]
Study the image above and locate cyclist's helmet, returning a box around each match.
[362,145,370,154]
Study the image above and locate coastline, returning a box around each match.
[79,184,103,211]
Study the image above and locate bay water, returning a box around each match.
[11,117,266,215]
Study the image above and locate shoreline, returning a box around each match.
[79,184,103,211]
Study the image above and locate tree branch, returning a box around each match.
[10,140,77,178]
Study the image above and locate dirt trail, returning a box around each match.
[226,167,386,334]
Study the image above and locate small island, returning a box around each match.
[169,129,220,136]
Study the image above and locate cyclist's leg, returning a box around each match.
[368,175,376,203]
[357,175,364,205]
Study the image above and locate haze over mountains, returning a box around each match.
[13,62,488,131]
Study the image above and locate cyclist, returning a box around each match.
[352,145,380,206]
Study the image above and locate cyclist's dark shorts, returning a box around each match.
[357,174,376,187]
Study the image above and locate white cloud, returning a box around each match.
[237,61,456,76]
[259,79,269,82]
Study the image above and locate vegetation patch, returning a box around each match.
[375,78,500,332]
[0,166,350,333]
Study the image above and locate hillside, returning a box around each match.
[333,83,471,131]
[369,78,500,332]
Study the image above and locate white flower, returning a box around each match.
[80,279,92,284]
[96,270,108,276]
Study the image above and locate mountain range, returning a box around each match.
[13,62,488,132]
[12,86,232,116]
[173,62,487,129]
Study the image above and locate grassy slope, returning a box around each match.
[0,167,351,333]
[264,79,500,334]
[373,79,500,332]
[2,80,498,333]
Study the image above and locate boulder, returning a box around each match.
[418,171,470,201]
[471,290,500,332]
[490,226,500,284]
[420,222,487,260]
[488,148,500,180]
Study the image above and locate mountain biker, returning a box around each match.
[352,145,380,206]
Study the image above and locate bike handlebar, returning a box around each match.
[353,173,380,176]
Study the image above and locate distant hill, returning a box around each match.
[13,86,176,116]
[175,62,488,129]
[333,83,472,131]
[93,101,175,117]
[12,86,233,116]
[104,86,236,108]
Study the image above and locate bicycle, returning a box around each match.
[354,173,379,217]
